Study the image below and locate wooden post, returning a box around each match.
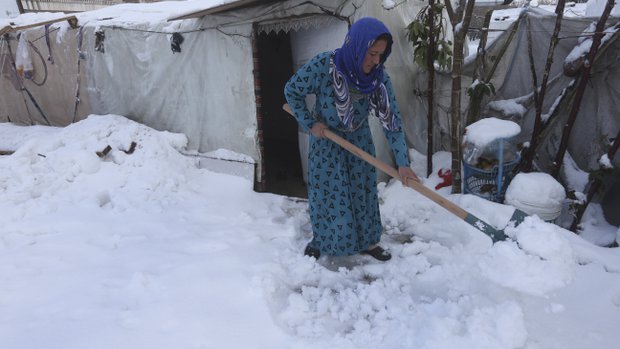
[520,0,566,173]
[426,0,435,177]
[15,0,25,14]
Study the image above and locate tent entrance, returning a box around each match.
[254,30,307,198]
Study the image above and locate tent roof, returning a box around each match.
[168,0,285,21]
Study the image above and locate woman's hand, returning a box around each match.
[310,122,328,138]
[398,166,420,187]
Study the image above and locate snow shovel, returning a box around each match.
[283,104,528,242]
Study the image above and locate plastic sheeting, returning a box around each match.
[0,27,92,126]
[430,8,619,172]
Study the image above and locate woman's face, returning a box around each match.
[362,39,388,74]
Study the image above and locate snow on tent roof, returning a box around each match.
[463,117,521,148]
[169,0,284,21]
[1,0,246,30]
[0,13,74,30]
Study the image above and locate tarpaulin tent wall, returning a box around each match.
[424,7,619,225]
[0,0,428,189]
[426,7,619,172]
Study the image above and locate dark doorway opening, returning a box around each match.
[255,30,307,198]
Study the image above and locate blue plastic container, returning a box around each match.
[463,138,520,203]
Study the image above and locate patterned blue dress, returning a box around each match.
[285,51,409,256]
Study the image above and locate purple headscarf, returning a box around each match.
[334,17,393,94]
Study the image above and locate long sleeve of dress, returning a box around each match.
[382,73,410,168]
[284,54,323,133]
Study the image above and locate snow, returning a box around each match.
[381,0,396,10]
[506,172,566,208]
[505,172,566,221]
[203,148,255,163]
[563,152,590,192]
[469,2,590,55]
[1,0,620,347]
[599,153,612,169]
[577,203,620,247]
[0,0,235,29]
[487,99,528,119]
[542,83,572,123]
[463,117,521,147]
[478,0,616,57]
[1,114,619,349]
[0,12,68,28]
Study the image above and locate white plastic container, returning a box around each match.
[505,172,566,222]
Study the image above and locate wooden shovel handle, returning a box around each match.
[324,129,469,220]
[282,104,469,220]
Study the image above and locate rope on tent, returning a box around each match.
[93,1,351,37]
[30,26,60,43]
[23,87,52,125]
[26,38,48,87]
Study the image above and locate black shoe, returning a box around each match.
[362,246,391,261]
[304,244,321,259]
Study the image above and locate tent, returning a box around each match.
[0,0,427,197]
[424,6,619,224]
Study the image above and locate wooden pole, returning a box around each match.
[449,0,476,194]
[426,0,435,177]
[520,0,566,173]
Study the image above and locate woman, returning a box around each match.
[284,17,418,261]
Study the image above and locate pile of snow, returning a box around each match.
[487,99,528,119]
[1,115,619,348]
[463,117,521,147]
[203,148,255,163]
[505,172,566,221]
[506,172,566,207]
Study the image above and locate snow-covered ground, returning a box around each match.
[0,115,618,349]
